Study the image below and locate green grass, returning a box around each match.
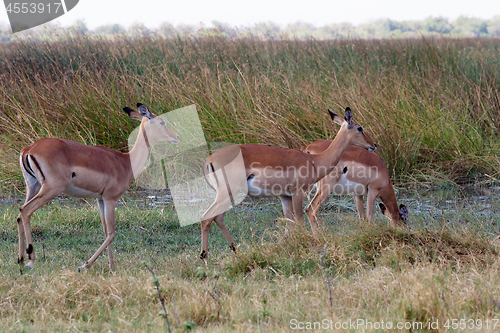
[1,35,500,331]
[1,193,500,332]
[1,36,500,185]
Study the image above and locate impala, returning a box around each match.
[199,107,376,259]
[16,103,179,271]
[300,142,408,227]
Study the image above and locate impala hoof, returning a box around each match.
[199,250,207,260]
[77,265,87,272]
[24,261,35,270]
[229,243,236,253]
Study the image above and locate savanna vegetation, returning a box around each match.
[1,36,499,184]
[1,35,500,332]
[1,193,500,332]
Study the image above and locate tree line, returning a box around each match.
[1,16,500,41]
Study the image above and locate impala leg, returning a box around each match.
[291,191,306,229]
[79,199,117,271]
[354,195,366,220]
[17,214,25,266]
[366,189,379,223]
[200,187,233,259]
[305,180,332,234]
[19,184,63,269]
[98,199,115,270]
[279,195,293,221]
[200,217,215,259]
[279,195,294,236]
[17,176,41,265]
[213,212,236,252]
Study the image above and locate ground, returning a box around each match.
[1,186,500,332]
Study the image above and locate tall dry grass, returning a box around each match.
[1,35,499,184]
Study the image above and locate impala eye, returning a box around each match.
[357,126,363,132]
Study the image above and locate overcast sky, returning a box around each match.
[1,0,499,30]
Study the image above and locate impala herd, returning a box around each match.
[15,103,408,271]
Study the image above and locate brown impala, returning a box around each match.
[17,103,179,271]
[199,107,376,259]
[300,142,408,227]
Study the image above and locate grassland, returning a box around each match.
[1,36,500,332]
[1,36,500,185]
[1,192,500,332]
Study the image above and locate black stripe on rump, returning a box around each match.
[23,154,36,178]
[29,155,45,181]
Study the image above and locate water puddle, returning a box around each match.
[2,185,500,219]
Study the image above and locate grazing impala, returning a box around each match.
[199,107,376,259]
[300,142,408,227]
[16,103,179,271]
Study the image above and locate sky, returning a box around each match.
[1,0,499,30]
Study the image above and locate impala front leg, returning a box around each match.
[354,195,366,220]
[200,218,214,259]
[79,199,117,271]
[98,199,115,270]
[305,180,333,235]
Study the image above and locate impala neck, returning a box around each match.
[126,122,151,182]
[310,125,351,181]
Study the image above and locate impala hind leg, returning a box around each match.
[212,212,237,252]
[19,183,65,269]
[200,187,233,259]
[79,199,118,271]
[365,189,379,223]
[279,195,294,221]
[17,176,41,266]
[279,196,294,236]
[98,199,115,270]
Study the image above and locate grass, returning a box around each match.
[1,36,500,185]
[1,35,500,331]
[1,192,500,332]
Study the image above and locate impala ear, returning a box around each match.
[344,107,353,125]
[328,109,344,126]
[123,107,143,121]
[399,204,409,222]
[137,103,156,120]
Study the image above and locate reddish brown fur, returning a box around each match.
[16,104,178,271]
[199,109,377,259]
[301,140,406,227]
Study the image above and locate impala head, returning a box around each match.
[328,107,376,151]
[123,103,179,144]
[380,203,409,224]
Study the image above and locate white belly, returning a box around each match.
[246,177,292,197]
[331,176,367,196]
[63,183,102,199]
